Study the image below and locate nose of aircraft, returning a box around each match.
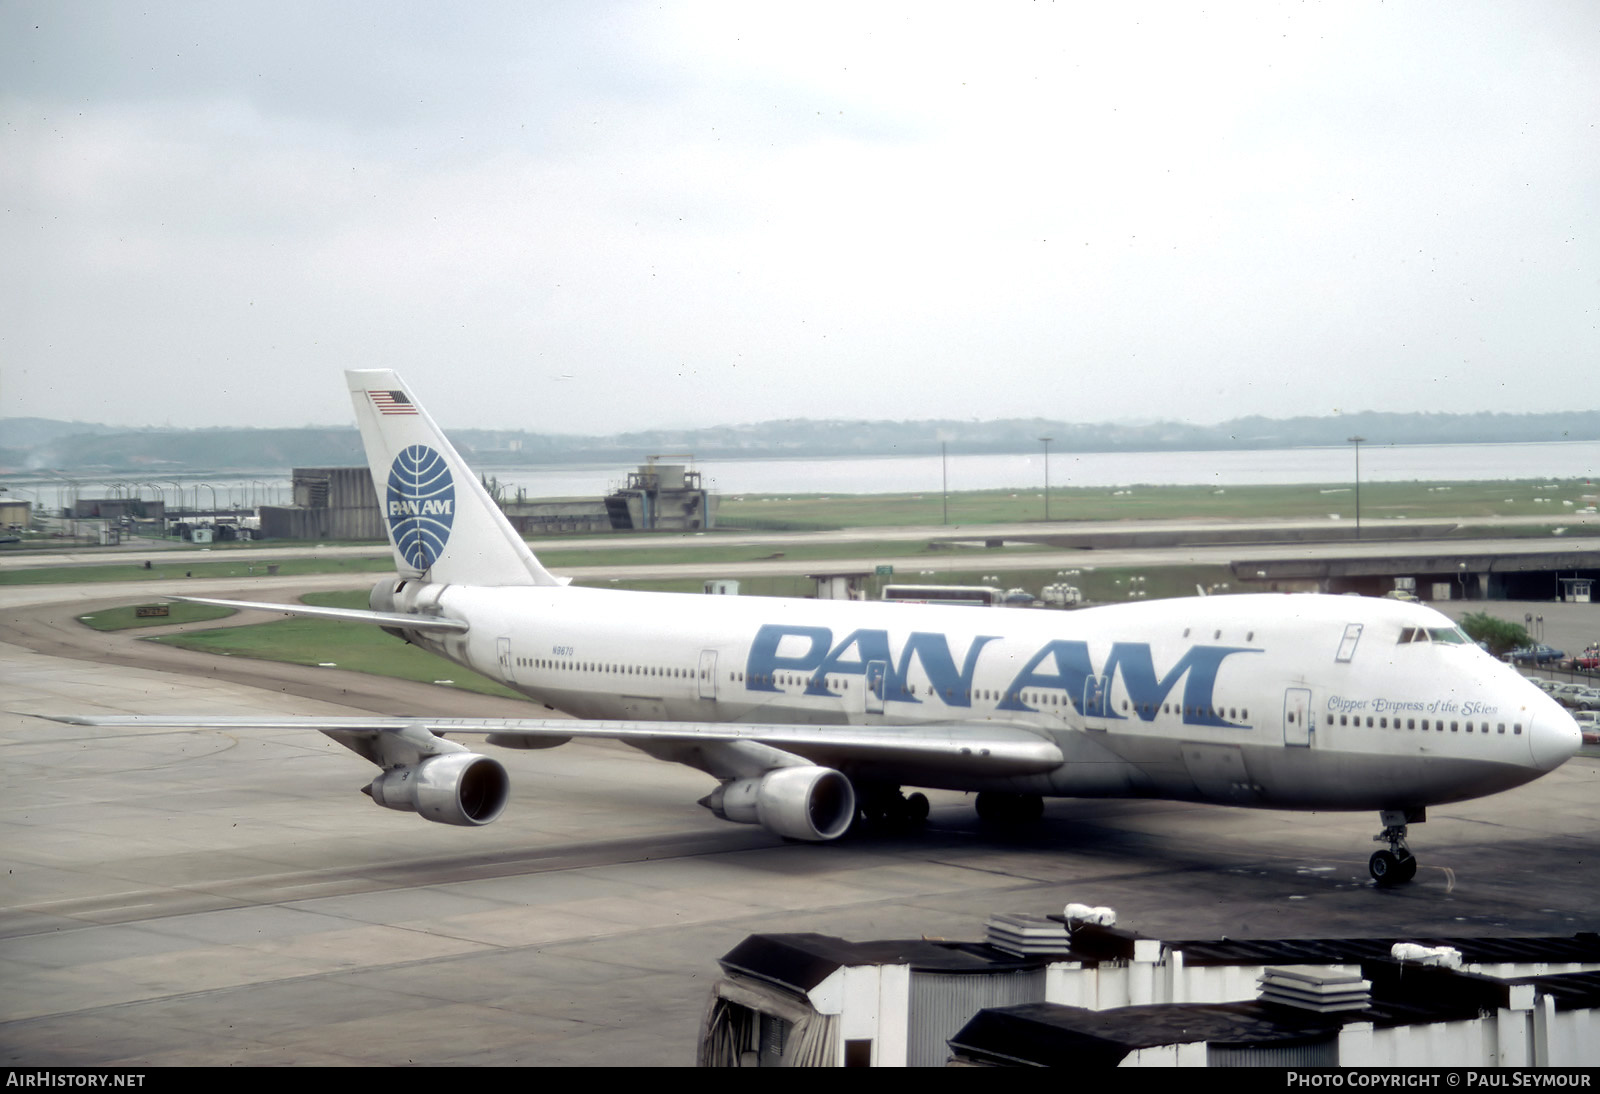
[1529,692,1583,772]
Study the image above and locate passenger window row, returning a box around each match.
[1328,712,1521,735]
[729,672,850,691]
[519,656,703,680]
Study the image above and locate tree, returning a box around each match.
[1458,612,1530,657]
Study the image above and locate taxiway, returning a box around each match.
[2,583,1598,1065]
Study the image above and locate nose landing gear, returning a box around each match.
[1370,808,1424,886]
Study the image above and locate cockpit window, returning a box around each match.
[1397,626,1470,645]
[1336,623,1363,662]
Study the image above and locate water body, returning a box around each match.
[482,441,1600,499]
[17,441,1600,505]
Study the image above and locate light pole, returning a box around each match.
[940,442,948,526]
[1040,436,1053,522]
[1348,436,1365,538]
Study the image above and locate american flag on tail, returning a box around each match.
[368,390,418,415]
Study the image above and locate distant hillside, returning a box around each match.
[0,418,128,447]
[4,410,1600,474]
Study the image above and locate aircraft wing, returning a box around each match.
[170,595,471,633]
[43,715,1065,777]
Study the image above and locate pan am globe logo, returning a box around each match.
[386,445,456,570]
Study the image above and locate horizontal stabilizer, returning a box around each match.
[170,595,470,632]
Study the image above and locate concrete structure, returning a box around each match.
[605,458,718,531]
[0,498,31,530]
[258,461,720,539]
[259,467,385,540]
[68,497,164,523]
[501,498,613,535]
[701,917,1600,1067]
[1234,546,1600,601]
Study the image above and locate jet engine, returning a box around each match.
[701,766,856,842]
[369,578,400,614]
[364,753,510,826]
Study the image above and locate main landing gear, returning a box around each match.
[1370,808,1424,887]
[853,784,931,831]
[975,791,1044,824]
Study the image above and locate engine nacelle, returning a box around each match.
[704,766,856,842]
[365,753,510,826]
[369,578,400,614]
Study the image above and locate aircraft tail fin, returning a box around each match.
[346,369,561,587]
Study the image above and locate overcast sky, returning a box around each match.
[3,1,1596,434]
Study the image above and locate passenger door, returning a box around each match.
[1283,688,1312,747]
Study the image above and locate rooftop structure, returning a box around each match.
[699,912,1600,1067]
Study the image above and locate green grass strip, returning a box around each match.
[0,555,395,586]
[77,602,237,631]
[150,589,522,700]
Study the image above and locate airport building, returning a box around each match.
[69,497,166,523]
[259,467,386,540]
[500,497,614,535]
[604,459,718,531]
[699,911,1600,1067]
[0,498,32,530]
[1234,547,1600,602]
[258,459,718,540]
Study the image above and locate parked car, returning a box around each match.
[1569,648,1600,670]
[1571,689,1600,712]
[1573,710,1600,745]
[1547,684,1600,711]
[1511,644,1566,665]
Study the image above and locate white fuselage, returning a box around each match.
[384,583,1580,813]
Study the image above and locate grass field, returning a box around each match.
[717,478,1599,530]
[76,601,237,631]
[0,555,394,586]
[536,537,1046,569]
[150,590,523,699]
[0,536,1046,586]
[6,477,1592,587]
[574,563,1238,603]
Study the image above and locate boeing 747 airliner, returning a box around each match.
[56,371,1582,887]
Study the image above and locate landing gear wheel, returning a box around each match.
[975,792,1044,824]
[1370,809,1423,886]
[1369,851,1418,887]
[851,784,930,831]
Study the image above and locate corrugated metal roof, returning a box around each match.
[1164,931,1600,968]
[721,929,1600,995]
[950,1001,1345,1067]
[718,934,1045,995]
